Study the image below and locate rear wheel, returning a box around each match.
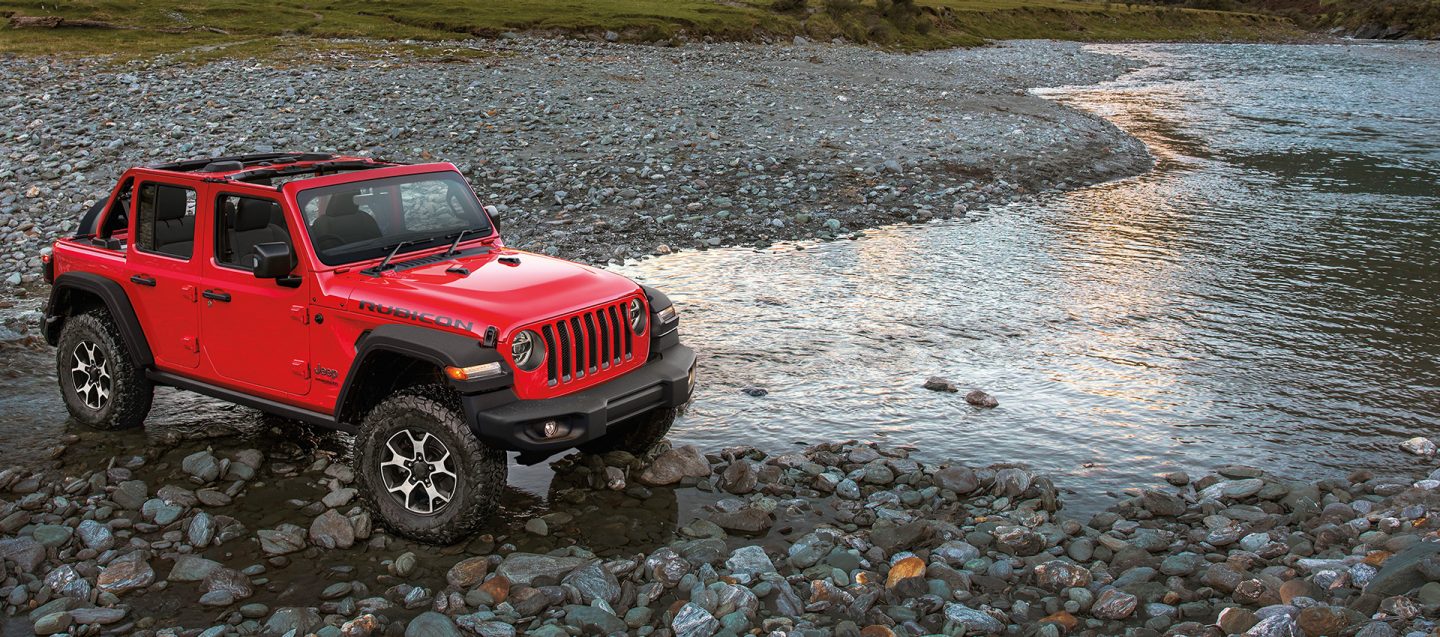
[56,310,153,431]
[579,407,678,456]
[355,386,505,544]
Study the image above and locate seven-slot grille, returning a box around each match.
[537,299,638,386]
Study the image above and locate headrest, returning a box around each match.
[236,199,278,232]
[154,186,190,221]
[326,193,361,217]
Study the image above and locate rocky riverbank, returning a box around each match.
[0,36,1150,285]
[5,423,1440,636]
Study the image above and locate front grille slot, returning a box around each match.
[537,299,639,388]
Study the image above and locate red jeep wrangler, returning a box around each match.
[40,153,696,543]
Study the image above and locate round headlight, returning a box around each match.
[628,298,647,335]
[511,330,545,371]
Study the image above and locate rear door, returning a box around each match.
[125,179,202,369]
[199,191,311,397]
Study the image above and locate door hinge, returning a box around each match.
[291,359,309,378]
[180,285,197,302]
[289,305,309,325]
[181,336,198,353]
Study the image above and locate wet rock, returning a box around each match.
[1035,560,1092,591]
[169,555,223,582]
[672,602,719,637]
[1092,588,1138,620]
[1295,606,1350,637]
[446,556,490,589]
[965,389,999,407]
[563,604,627,633]
[495,553,587,586]
[934,466,979,494]
[944,603,1003,634]
[1218,607,1260,634]
[561,561,621,605]
[44,564,91,599]
[1400,437,1436,456]
[182,450,221,482]
[97,553,154,595]
[721,460,758,494]
[923,377,958,392]
[886,555,928,597]
[706,500,773,534]
[406,611,462,637]
[994,525,1044,556]
[726,545,777,580]
[638,444,711,485]
[264,607,322,636]
[113,480,148,509]
[310,508,355,549]
[188,511,216,547]
[1246,613,1300,637]
[1140,489,1186,516]
[1366,540,1440,596]
[525,517,548,535]
[33,612,72,636]
[69,607,128,625]
[258,523,307,555]
[76,519,114,551]
[202,568,253,600]
[456,616,516,637]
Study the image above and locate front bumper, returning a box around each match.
[461,343,696,457]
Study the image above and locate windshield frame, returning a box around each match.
[294,169,495,268]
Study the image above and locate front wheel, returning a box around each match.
[56,310,153,431]
[354,387,506,544]
[579,407,678,456]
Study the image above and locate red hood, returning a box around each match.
[337,248,642,338]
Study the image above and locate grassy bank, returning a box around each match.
[0,0,1307,59]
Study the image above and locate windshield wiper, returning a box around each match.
[445,229,473,257]
[366,240,419,274]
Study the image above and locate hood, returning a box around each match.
[339,248,641,337]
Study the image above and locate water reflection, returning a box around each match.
[621,42,1440,512]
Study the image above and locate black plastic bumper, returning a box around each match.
[461,343,696,457]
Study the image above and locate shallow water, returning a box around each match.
[620,41,1440,512]
[3,42,1438,521]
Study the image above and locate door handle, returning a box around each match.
[130,275,156,287]
[202,290,231,303]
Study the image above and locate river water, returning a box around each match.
[3,42,1437,518]
[620,41,1440,511]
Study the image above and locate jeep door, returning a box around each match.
[126,178,202,369]
[198,191,311,397]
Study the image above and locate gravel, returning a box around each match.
[0,37,1149,288]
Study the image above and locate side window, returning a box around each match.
[135,183,196,259]
[216,194,291,270]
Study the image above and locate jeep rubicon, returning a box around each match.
[40,152,696,543]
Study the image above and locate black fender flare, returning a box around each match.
[335,323,509,423]
[45,272,154,369]
[641,284,680,350]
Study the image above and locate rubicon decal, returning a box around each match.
[356,300,475,331]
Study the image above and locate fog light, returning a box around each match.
[541,420,561,438]
[687,363,697,392]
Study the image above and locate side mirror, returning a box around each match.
[247,242,296,280]
[483,203,501,233]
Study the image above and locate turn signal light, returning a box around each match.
[444,362,504,381]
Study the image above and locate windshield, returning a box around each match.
[296,171,493,266]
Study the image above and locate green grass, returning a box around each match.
[0,0,1307,60]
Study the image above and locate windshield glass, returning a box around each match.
[296,171,492,266]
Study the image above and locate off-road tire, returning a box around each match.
[56,310,153,430]
[355,386,505,544]
[579,407,679,456]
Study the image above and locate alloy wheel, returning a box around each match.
[71,341,111,411]
[379,428,459,515]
